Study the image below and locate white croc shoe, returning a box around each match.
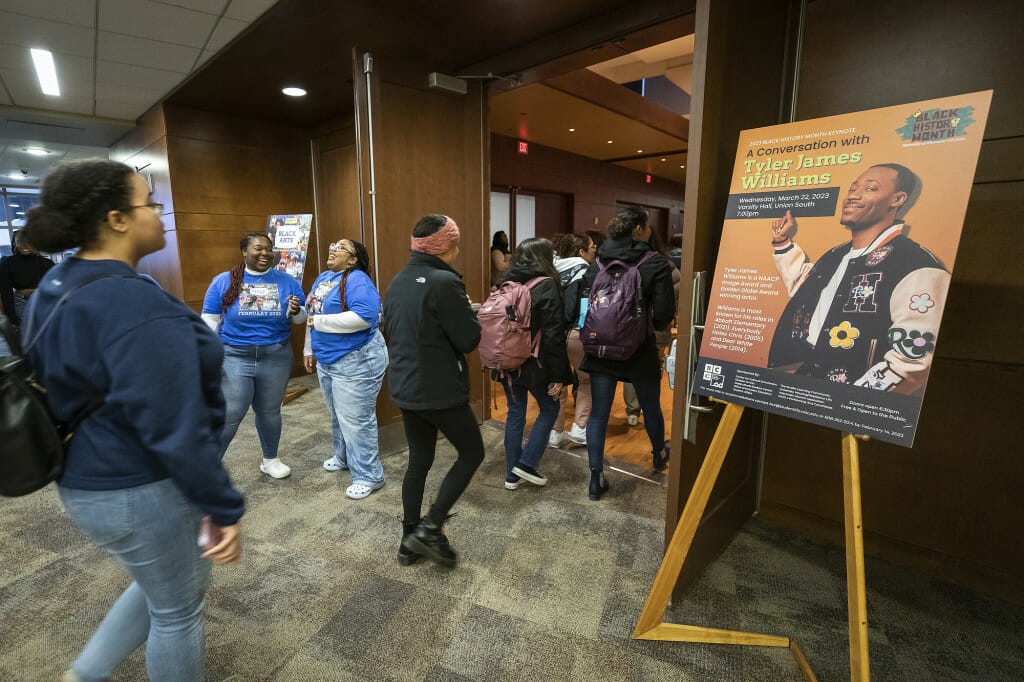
[323,457,348,471]
[346,480,385,499]
[260,458,292,479]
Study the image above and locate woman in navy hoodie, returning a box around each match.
[22,160,244,682]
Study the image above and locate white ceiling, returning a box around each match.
[0,0,277,184]
[587,34,694,112]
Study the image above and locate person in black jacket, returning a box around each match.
[566,207,676,500]
[495,238,572,491]
[382,214,484,568]
[0,230,55,331]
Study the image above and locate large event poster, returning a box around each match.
[693,91,992,446]
[266,214,312,282]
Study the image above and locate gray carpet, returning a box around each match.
[1,375,1022,681]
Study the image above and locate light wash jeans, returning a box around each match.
[317,330,388,485]
[58,478,211,682]
[219,341,293,460]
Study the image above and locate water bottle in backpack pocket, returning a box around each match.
[580,253,656,361]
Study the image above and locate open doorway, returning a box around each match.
[485,32,690,477]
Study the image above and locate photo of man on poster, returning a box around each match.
[766,163,951,395]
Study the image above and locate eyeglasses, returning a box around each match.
[329,241,354,254]
[128,202,163,215]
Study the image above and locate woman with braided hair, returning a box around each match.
[303,238,388,499]
[201,232,306,478]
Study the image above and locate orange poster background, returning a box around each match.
[700,91,992,369]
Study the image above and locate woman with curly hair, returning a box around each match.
[201,232,306,478]
[303,238,388,499]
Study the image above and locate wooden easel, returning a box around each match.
[633,401,871,681]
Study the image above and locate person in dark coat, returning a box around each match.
[0,230,55,331]
[494,238,572,491]
[382,214,484,568]
[566,207,676,500]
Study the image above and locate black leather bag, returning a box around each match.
[0,277,108,497]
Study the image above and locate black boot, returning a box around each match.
[398,520,423,566]
[589,470,609,501]
[652,444,670,472]
[403,517,457,568]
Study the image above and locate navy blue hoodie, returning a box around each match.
[26,258,244,526]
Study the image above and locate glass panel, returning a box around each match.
[490,191,510,244]
[0,228,11,258]
[515,194,536,243]
[6,193,41,227]
[0,193,6,226]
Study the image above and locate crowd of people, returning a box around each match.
[12,159,678,680]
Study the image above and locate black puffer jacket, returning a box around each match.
[495,266,572,388]
[383,251,481,411]
[565,237,676,381]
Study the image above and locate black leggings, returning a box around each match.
[401,405,485,526]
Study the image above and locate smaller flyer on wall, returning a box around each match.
[266,214,312,282]
[693,91,992,447]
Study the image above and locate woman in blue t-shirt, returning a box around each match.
[202,232,306,479]
[303,239,388,499]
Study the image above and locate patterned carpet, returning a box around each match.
[1,375,1022,681]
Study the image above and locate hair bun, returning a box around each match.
[24,205,80,252]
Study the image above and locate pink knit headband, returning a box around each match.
[411,216,460,255]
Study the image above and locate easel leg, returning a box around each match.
[842,433,870,681]
[634,403,746,636]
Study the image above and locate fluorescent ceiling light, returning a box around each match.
[30,49,60,96]
[282,86,307,97]
[24,147,50,156]
[9,172,25,180]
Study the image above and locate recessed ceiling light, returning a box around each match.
[637,149,643,153]
[24,147,50,156]
[607,140,613,144]
[568,128,575,132]
[660,158,666,162]
[282,86,307,97]
[680,165,685,168]
[30,48,60,96]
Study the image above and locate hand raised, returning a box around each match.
[771,210,796,243]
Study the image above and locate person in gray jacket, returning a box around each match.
[382,214,483,568]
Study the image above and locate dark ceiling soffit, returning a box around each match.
[544,71,689,141]
[460,4,696,86]
[604,149,687,163]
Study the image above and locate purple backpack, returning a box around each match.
[477,276,548,373]
[580,252,656,361]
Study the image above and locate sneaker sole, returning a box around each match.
[397,551,422,566]
[511,466,548,486]
[403,536,457,568]
[504,480,521,490]
[260,466,291,479]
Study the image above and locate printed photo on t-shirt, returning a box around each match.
[238,283,281,315]
[306,279,338,315]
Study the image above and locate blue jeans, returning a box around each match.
[219,341,293,460]
[587,373,665,471]
[58,478,211,682]
[502,379,560,476]
[317,330,388,485]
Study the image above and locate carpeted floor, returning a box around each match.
[1,375,1022,681]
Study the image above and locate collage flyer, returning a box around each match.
[692,91,992,446]
[266,214,312,282]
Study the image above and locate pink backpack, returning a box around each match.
[477,277,548,373]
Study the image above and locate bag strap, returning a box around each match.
[22,274,119,355]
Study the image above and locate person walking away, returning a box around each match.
[303,238,388,499]
[201,232,306,478]
[566,207,676,499]
[549,232,596,447]
[383,214,484,568]
[22,160,244,682]
[0,230,55,334]
[491,238,571,490]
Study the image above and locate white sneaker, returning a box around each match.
[626,414,640,426]
[548,430,569,448]
[323,457,348,471]
[568,423,587,445]
[260,458,292,479]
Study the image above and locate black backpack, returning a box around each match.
[0,276,109,496]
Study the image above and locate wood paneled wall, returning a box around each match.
[491,134,685,236]
[110,106,183,299]
[757,0,1024,603]
[160,105,315,373]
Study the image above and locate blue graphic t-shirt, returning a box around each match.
[202,268,305,345]
[307,269,380,364]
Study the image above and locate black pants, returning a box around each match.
[400,405,485,526]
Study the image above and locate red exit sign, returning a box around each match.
[645,174,652,184]
[518,140,529,154]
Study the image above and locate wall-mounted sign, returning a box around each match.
[693,91,992,446]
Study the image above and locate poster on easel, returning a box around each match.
[266,214,312,282]
[692,91,992,446]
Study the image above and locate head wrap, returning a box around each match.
[411,215,460,255]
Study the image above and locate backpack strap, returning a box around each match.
[22,274,121,355]
[523,276,549,361]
